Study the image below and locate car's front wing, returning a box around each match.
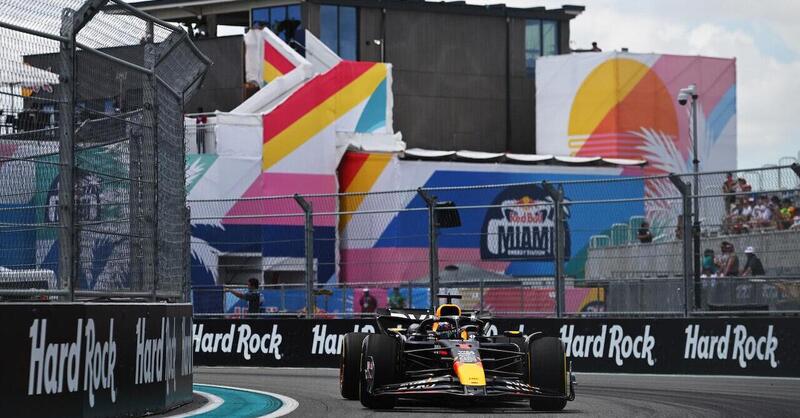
[373,375,568,399]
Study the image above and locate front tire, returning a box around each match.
[528,336,568,411]
[340,333,368,400]
[359,334,398,409]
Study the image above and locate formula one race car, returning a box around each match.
[339,295,575,410]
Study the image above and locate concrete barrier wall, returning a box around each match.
[586,229,800,279]
[192,317,800,377]
[1,303,193,418]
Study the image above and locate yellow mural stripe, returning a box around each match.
[263,61,283,83]
[262,64,386,171]
[339,153,392,230]
[567,58,651,137]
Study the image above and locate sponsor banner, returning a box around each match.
[192,317,800,377]
[193,318,376,368]
[0,303,193,418]
[479,184,570,261]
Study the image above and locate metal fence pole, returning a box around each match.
[294,194,315,317]
[791,163,800,182]
[669,174,693,317]
[418,189,439,312]
[543,182,565,318]
[479,276,484,312]
[58,9,77,301]
[407,280,413,309]
[341,283,347,314]
[183,206,191,302]
[143,20,160,301]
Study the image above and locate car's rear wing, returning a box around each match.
[375,308,493,334]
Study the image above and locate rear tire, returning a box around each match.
[359,334,398,409]
[340,333,368,400]
[528,336,568,411]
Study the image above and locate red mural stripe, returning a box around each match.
[264,41,296,75]
[338,152,371,191]
[263,61,376,143]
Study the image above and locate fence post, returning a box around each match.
[418,189,439,312]
[143,20,160,301]
[294,194,315,318]
[183,206,191,302]
[479,276,484,313]
[57,9,77,301]
[542,181,565,318]
[407,280,413,309]
[669,174,693,317]
[791,163,800,181]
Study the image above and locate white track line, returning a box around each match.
[195,383,299,418]
[169,390,223,418]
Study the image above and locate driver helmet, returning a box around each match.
[435,321,454,333]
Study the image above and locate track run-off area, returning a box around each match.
[189,367,800,417]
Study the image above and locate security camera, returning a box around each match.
[677,92,689,106]
[677,84,698,106]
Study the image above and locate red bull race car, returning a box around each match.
[339,295,575,410]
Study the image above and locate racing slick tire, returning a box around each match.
[359,334,398,409]
[528,336,568,411]
[340,332,368,400]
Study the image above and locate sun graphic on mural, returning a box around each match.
[568,57,688,240]
[568,58,681,164]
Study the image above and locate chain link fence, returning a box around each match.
[187,163,800,318]
[0,0,208,301]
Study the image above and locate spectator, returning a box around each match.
[716,241,739,277]
[741,246,765,276]
[750,195,773,229]
[195,107,208,153]
[791,215,800,230]
[726,200,749,234]
[637,221,653,243]
[737,177,752,196]
[741,197,754,219]
[722,172,736,213]
[769,196,781,213]
[778,199,797,229]
[590,41,602,52]
[701,248,717,277]
[226,277,263,314]
[675,214,684,240]
[388,287,406,309]
[358,288,377,313]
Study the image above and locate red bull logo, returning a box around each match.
[480,186,570,261]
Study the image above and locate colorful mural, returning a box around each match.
[188,59,394,286]
[337,152,646,284]
[536,52,736,234]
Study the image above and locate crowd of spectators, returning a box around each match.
[722,174,799,234]
[701,242,765,278]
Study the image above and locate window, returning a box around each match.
[320,5,358,60]
[525,19,559,77]
[251,4,302,43]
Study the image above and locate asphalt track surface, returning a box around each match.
[194,367,800,417]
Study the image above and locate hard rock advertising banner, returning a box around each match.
[0,303,193,418]
[192,317,800,377]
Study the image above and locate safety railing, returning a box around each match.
[187,164,800,317]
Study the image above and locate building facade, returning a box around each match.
[134,0,584,153]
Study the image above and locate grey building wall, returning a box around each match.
[380,9,509,152]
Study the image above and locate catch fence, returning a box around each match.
[189,164,800,317]
[0,0,208,301]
